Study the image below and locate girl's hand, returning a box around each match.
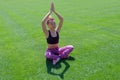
[51,2,55,12]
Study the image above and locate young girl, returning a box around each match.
[41,2,74,65]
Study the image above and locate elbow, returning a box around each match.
[41,21,46,27]
[41,18,46,24]
[41,20,45,25]
[61,16,63,20]
[61,17,64,23]
[41,20,45,24]
[60,17,64,22]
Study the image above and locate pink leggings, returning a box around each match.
[45,45,74,60]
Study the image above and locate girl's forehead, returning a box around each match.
[49,19,55,22]
[49,18,54,21]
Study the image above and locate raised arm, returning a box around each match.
[54,11,63,32]
[51,2,63,32]
[41,11,52,37]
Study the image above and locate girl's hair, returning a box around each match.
[47,15,54,25]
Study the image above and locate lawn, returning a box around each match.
[0,0,120,80]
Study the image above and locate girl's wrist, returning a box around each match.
[53,10,56,14]
[49,11,52,14]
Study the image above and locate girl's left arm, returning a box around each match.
[51,2,63,32]
[54,11,63,33]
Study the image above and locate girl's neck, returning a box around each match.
[49,29,55,32]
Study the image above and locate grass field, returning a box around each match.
[0,0,120,80]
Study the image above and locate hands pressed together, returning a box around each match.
[42,2,63,35]
[50,2,55,13]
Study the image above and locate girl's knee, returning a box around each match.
[45,52,51,59]
[67,45,74,49]
[45,52,59,60]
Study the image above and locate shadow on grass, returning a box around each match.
[46,56,75,79]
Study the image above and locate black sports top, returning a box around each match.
[47,30,59,44]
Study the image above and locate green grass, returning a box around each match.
[0,0,120,80]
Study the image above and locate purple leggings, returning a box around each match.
[45,45,74,60]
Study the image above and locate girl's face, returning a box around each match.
[47,19,56,30]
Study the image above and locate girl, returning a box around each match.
[41,2,74,65]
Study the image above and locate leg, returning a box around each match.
[45,50,60,65]
[59,45,74,58]
[45,50,59,60]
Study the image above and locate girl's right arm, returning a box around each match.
[41,11,52,38]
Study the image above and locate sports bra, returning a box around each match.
[47,30,59,44]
